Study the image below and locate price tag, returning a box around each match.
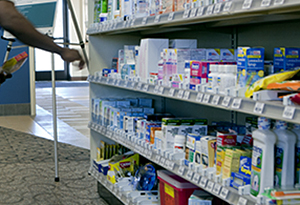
[113,22,117,29]
[197,7,204,16]
[200,177,208,188]
[221,96,231,107]
[261,0,271,7]
[160,157,166,165]
[192,173,200,184]
[164,160,169,167]
[220,187,229,199]
[223,1,232,12]
[130,19,135,27]
[213,183,222,195]
[203,94,211,103]
[154,15,160,23]
[213,3,222,14]
[206,4,214,15]
[186,170,194,180]
[183,91,190,100]
[206,181,214,192]
[282,106,296,119]
[168,161,175,170]
[177,90,184,98]
[183,9,191,18]
[158,87,164,94]
[137,82,143,90]
[105,78,109,84]
[142,17,147,25]
[178,166,186,175]
[155,155,161,163]
[211,95,220,105]
[112,79,117,85]
[123,21,127,28]
[196,93,203,102]
[238,197,247,205]
[115,79,120,86]
[253,102,265,114]
[190,8,198,17]
[231,98,242,109]
[169,88,175,96]
[242,0,253,9]
[154,85,159,93]
[143,84,149,92]
[168,12,174,21]
[129,81,136,88]
[274,0,284,5]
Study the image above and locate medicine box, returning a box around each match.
[138,38,169,82]
[237,47,265,88]
[200,136,216,168]
[169,39,197,49]
[220,49,236,62]
[274,47,300,73]
[157,170,200,205]
[162,118,182,150]
[206,48,220,61]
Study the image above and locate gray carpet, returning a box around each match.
[0,127,108,205]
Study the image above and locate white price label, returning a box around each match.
[214,3,222,14]
[212,95,220,105]
[160,157,166,165]
[274,0,284,5]
[282,106,296,119]
[105,78,109,83]
[154,15,160,23]
[220,187,229,199]
[116,79,121,86]
[213,183,222,195]
[183,91,190,100]
[203,94,211,103]
[206,5,214,15]
[178,166,186,175]
[253,102,265,114]
[200,177,208,188]
[193,173,200,184]
[130,19,135,26]
[158,87,164,94]
[129,81,136,88]
[143,84,149,92]
[183,9,191,18]
[168,12,174,21]
[112,79,117,85]
[137,82,143,90]
[154,85,159,93]
[222,96,231,107]
[261,0,271,7]
[186,170,194,180]
[113,22,117,29]
[148,150,153,158]
[206,181,214,192]
[231,98,242,109]
[196,93,204,102]
[242,0,253,9]
[155,155,161,163]
[238,197,247,205]
[168,161,175,170]
[190,8,197,17]
[177,90,184,98]
[123,21,127,28]
[169,88,175,96]
[142,17,147,25]
[197,7,204,16]
[164,159,169,167]
[223,1,232,12]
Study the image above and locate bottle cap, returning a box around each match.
[275,120,287,130]
[258,117,271,130]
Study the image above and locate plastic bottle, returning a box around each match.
[207,64,218,92]
[219,64,237,93]
[99,13,108,22]
[250,117,277,198]
[291,124,300,184]
[174,135,186,153]
[157,52,164,81]
[217,64,225,91]
[273,120,296,189]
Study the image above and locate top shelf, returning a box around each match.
[87,0,300,36]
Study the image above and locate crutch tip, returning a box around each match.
[54,177,60,182]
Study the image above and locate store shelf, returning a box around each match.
[87,0,300,36]
[88,75,300,124]
[88,121,257,205]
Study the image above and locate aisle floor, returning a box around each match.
[0,81,90,150]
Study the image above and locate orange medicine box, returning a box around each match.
[157,170,200,205]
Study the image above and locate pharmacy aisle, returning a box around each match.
[87,0,300,204]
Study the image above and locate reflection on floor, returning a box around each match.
[0,82,90,150]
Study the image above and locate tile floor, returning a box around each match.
[0,82,90,150]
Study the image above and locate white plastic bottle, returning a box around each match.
[291,124,300,184]
[174,134,186,153]
[250,117,277,198]
[273,120,296,189]
[207,64,218,93]
[219,64,237,93]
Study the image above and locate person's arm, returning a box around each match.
[0,0,85,69]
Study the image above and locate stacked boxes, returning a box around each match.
[273,47,300,73]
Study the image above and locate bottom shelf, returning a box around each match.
[89,165,159,205]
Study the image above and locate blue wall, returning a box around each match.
[0,30,30,104]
